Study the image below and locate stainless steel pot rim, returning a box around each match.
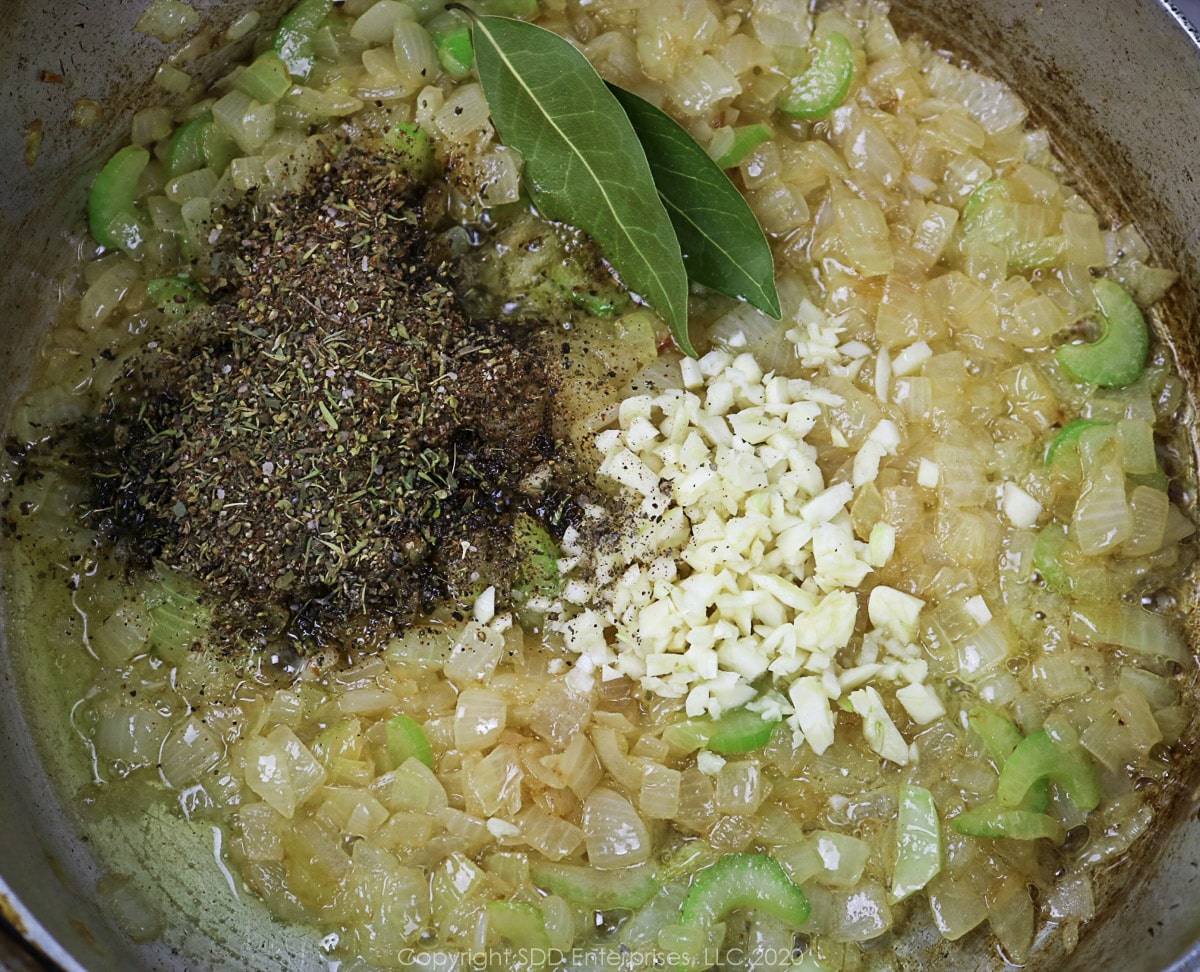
[4,1,1200,971]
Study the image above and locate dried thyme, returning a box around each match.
[78,146,569,639]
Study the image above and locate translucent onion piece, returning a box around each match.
[465,744,523,818]
[517,805,585,861]
[374,758,448,814]
[639,762,682,819]
[392,22,438,88]
[542,732,602,799]
[160,715,224,789]
[453,688,506,752]
[528,679,595,747]
[434,84,491,144]
[350,0,414,43]
[94,702,170,768]
[79,258,139,328]
[713,760,767,816]
[926,873,987,941]
[1071,602,1187,662]
[812,830,869,888]
[242,725,326,818]
[235,803,285,862]
[444,621,504,686]
[582,787,652,869]
[829,881,894,943]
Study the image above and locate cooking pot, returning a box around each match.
[3,1,1200,969]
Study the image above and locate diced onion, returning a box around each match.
[453,688,507,751]
[582,787,652,869]
[829,882,894,942]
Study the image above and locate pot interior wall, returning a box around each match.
[1,1,1199,970]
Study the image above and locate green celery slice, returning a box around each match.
[715,123,773,168]
[997,730,1102,812]
[1045,418,1115,465]
[951,803,1065,843]
[966,707,1049,811]
[891,784,941,902]
[88,145,151,254]
[146,274,207,317]
[487,900,550,951]
[679,853,810,927]
[386,714,434,768]
[436,24,475,80]
[1057,278,1150,388]
[383,122,435,180]
[1032,523,1071,595]
[707,706,780,754]
[663,706,780,755]
[531,860,661,910]
[966,706,1023,767]
[235,51,293,104]
[165,114,212,180]
[778,32,856,119]
[273,0,333,80]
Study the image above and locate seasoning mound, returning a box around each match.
[88,147,563,634]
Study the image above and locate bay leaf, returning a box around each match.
[609,85,781,321]
[468,14,694,354]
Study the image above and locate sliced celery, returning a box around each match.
[165,114,212,180]
[1032,523,1071,595]
[891,785,941,902]
[1057,278,1150,388]
[386,714,434,768]
[1045,419,1114,465]
[436,25,475,80]
[967,706,1023,767]
[951,803,1065,843]
[707,706,780,754]
[201,124,239,177]
[88,145,151,255]
[383,122,434,180]
[663,706,780,755]
[997,731,1102,813]
[487,900,550,951]
[965,708,1048,814]
[680,853,810,927]
[778,32,856,119]
[531,860,661,910]
[273,0,333,81]
[715,123,773,169]
[235,52,293,104]
[146,274,207,317]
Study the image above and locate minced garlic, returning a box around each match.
[544,312,941,765]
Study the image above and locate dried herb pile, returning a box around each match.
[87,146,563,634]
